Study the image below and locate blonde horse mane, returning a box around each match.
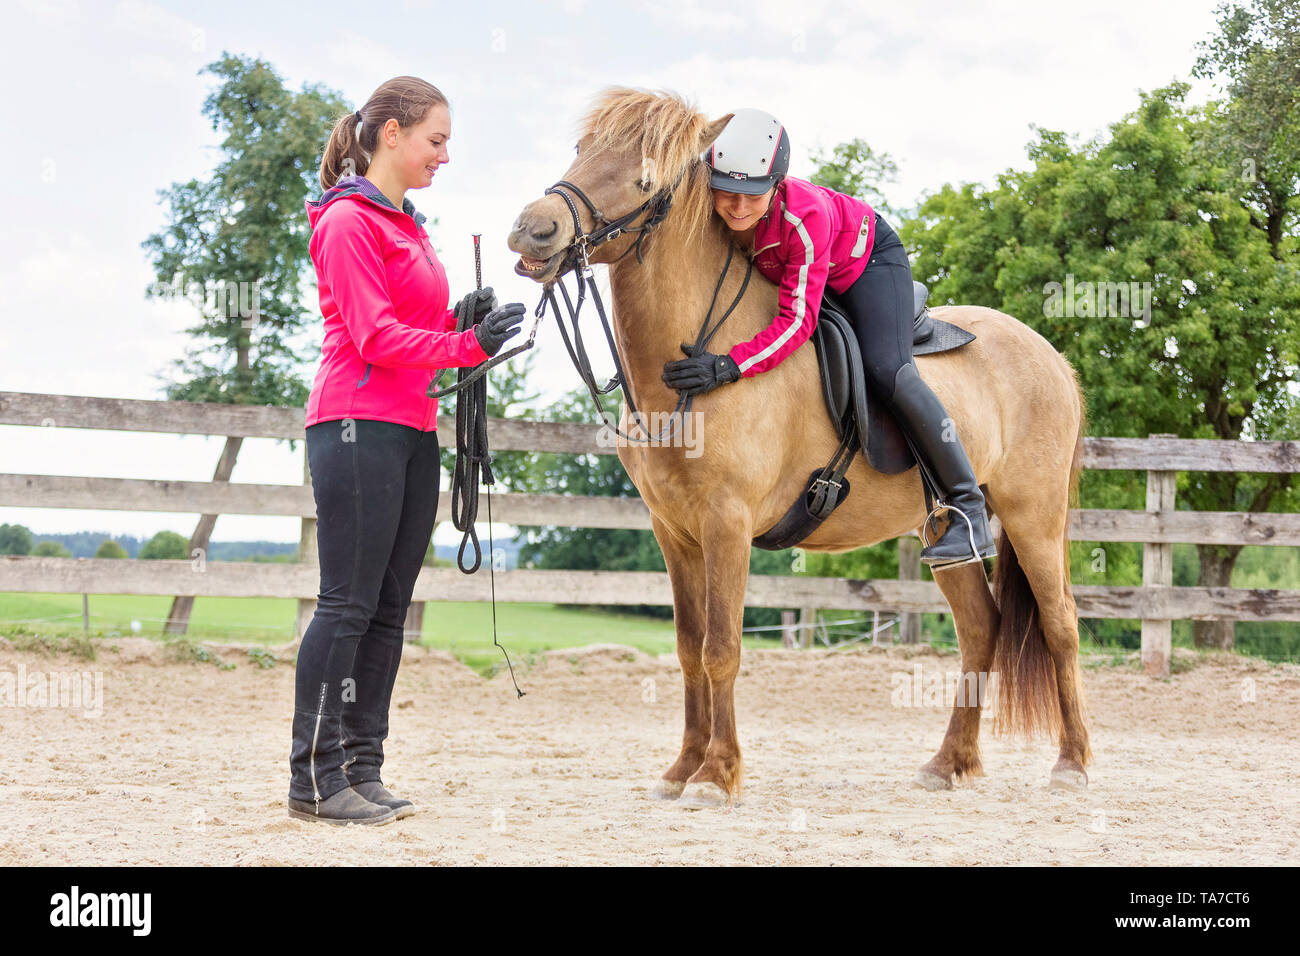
[577,87,721,248]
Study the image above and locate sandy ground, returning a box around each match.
[0,637,1296,866]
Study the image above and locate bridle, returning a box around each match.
[537,162,753,444]
[424,168,680,403]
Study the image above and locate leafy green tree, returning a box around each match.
[809,138,901,218]
[1193,0,1300,258]
[141,52,348,633]
[138,531,190,561]
[32,541,71,558]
[902,81,1300,650]
[0,524,32,555]
[94,540,129,559]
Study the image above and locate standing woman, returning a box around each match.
[662,108,996,568]
[289,76,525,825]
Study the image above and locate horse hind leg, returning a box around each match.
[913,560,1001,791]
[991,503,1093,791]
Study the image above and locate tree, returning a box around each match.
[902,82,1300,650]
[138,531,190,561]
[141,53,349,634]
[32,541,71,558]
[1193,0,1300,259]
[809,138,901,218]
[0,524,32,555]
[94,540,129,559]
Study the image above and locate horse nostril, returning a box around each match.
[532,219,559,241]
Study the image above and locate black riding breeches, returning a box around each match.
[833,212,915,402]
[288,418,440,802]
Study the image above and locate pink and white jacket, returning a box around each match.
[727,176,875,377]
[303,175,490,431]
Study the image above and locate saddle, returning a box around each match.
[815,281,975,474]
[752,281,976,551]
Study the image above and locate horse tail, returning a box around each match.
[989,367,1084,739]
[990,530,1061,738]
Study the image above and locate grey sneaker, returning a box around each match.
[287,786,397,826]
[349,780,415,820]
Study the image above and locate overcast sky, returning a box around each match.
[0,0,1226,545]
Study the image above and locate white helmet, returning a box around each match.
[703,108,791,195]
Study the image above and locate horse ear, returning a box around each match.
[698,113,735,154]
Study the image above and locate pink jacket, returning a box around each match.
[304,175,490,431]
[727,177,875,377]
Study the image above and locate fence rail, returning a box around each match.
[2,391,1298,677]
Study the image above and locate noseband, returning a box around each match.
[545,174,676,274]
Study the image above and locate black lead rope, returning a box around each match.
[443,291,525,698]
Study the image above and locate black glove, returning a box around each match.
[453,286,498,328]
[473,302,526,357]
[662,343,741,396]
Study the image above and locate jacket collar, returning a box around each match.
[750,179,787,253]
[306,175,428,230]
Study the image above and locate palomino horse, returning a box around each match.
[507,88,1091,807]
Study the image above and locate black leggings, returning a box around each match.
[288,418,440,802]
[835,212,915,401]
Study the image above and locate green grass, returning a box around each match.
[0,592,817,676]
[0,592,700,673]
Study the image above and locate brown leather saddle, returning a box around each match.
[752,281,975,550]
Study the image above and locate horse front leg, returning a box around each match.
[679,512,750,809]
[648,514,709,800]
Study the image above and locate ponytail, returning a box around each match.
[318,76,449,191]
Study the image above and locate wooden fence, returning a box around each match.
[1,391,1298,678]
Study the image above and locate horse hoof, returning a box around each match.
[1049,769,1088,792]
[678,782,730,809]
[912,769,954,791]
[649,779,685,800]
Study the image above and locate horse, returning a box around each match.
[506,88,1091,807]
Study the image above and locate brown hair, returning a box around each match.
[318,76,449,191]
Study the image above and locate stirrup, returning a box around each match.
[918,501,994,571]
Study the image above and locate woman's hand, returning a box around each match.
[662,343,741,396]
[473,303,526,357]
[454,286,499,326]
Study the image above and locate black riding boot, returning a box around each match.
[889,362,997,569]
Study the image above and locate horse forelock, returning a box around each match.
[578,87,719,245]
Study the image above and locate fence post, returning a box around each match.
[897,536,921,644]
[798,607,818,648]
[780,609,797,649]
[1142,433,1176,678]
[295,448,317,643]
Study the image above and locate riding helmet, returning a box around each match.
[703,108,790,195]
